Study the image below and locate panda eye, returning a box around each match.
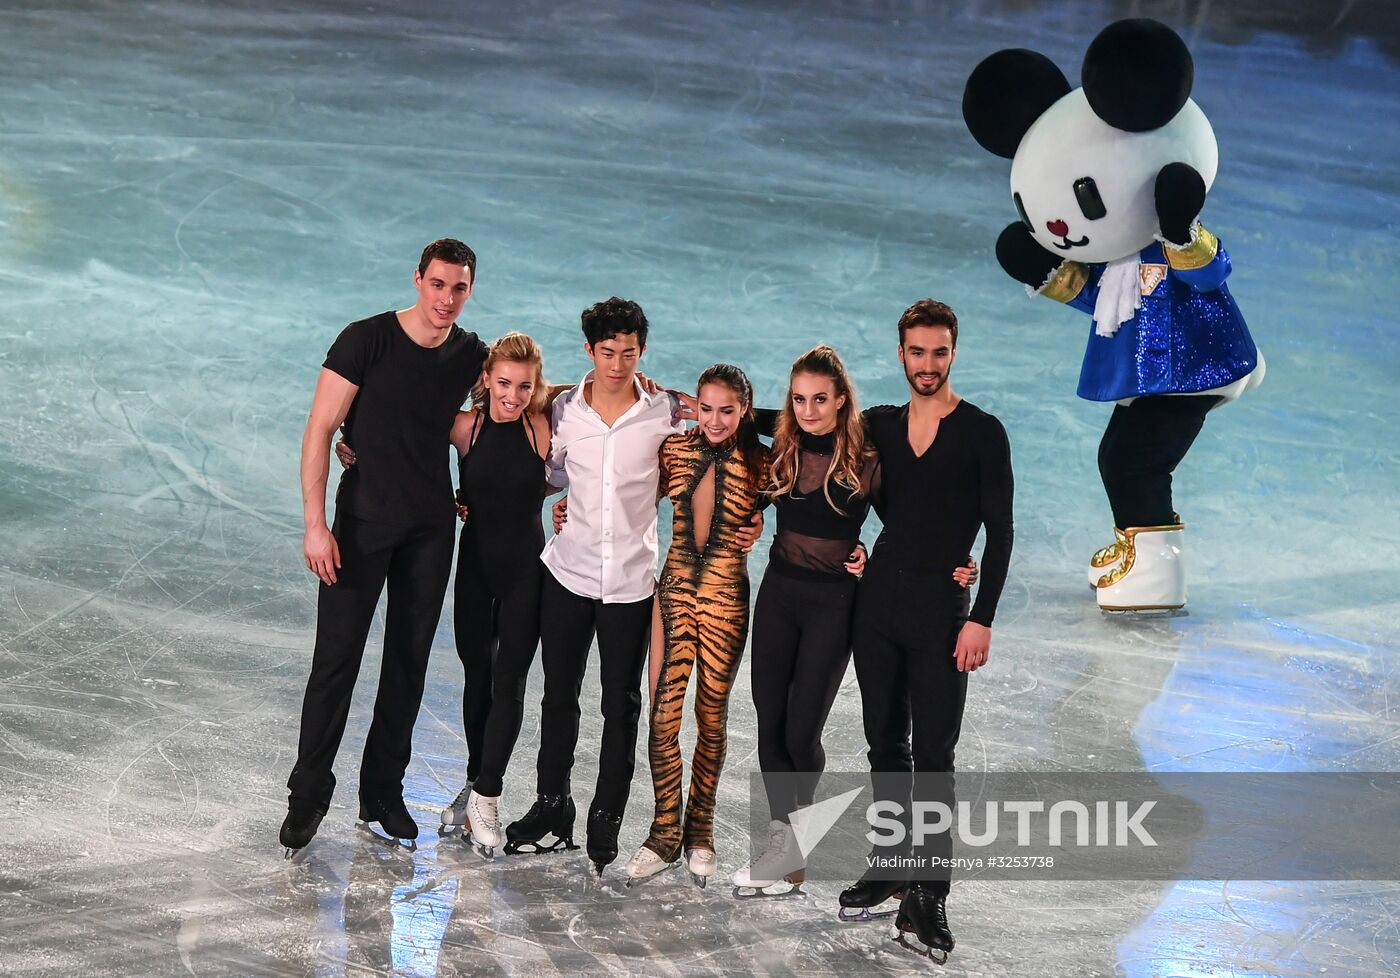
[1074,177,1107,220]
[1013,192,1032,231]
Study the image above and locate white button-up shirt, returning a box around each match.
[540,370,684,603]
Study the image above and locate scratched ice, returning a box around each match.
[1,1,1398,975]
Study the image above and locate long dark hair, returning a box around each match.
[696,363,766,493]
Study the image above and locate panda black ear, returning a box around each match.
[963,49,1072,159]
[1082,19,1193,132]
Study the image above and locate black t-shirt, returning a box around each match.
[863,401,1014,627]
[324,311,487,526]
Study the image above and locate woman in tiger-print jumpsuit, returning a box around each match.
[624,364,769,887]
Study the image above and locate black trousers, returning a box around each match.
[457,550,543,798]
[750,569,857,823]
[287,514,455,808]
[1098,395,1222,528]
[852,561,969,892]
[535,569,653,815]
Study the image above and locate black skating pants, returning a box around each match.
[534,570,653,816]
[287,515,455,809]
[1098,395,1223,528]
[453,545,542,797]
[852,562,970,893]
[750,569,857,823]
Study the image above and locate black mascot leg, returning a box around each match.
[1098,395,1223,528]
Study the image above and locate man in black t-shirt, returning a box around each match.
[840,299,1014,963]
[280,238,489,855]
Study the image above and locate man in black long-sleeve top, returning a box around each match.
[840,299,1014,960]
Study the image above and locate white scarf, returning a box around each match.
[1093,255,1142,337]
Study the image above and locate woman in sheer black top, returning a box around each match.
[733,346,974,895]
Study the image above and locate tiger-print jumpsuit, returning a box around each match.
[643,430,768,860]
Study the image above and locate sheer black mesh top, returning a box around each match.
[768,430,881,582]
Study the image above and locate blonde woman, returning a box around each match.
[439,332,551,850]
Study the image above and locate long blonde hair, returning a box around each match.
[471,331,549,415]
[767,345,865,510]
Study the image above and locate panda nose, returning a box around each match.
[1046,219,1070,237]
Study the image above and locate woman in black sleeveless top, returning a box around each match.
[439,333,551,850]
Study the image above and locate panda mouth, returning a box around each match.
[1052,235,1090,250]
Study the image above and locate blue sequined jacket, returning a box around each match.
[1038,226,1258,402]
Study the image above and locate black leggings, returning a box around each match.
[1098,395,1222,528]
[287,515,455,808]
[750,570,857,823]
[453,548,542,797]
[851,562,969,892]
[534,570,654,815]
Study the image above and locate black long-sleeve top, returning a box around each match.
[861,401,1014,627]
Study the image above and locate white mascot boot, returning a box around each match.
[1093,520,1187,612]
[1088,528,1129,589]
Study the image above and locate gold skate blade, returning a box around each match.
[1099,603,1187,615]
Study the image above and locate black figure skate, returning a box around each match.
[837,870,905,922]
[279,802,326,860]
[357,794,419,851]
[586,807,623,876]
[892,884,955,965]
[503,794,578,855]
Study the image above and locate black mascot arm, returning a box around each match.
[1155,162,1207,245]
[996,222,1063,289]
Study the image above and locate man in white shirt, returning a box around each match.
[499,297,679,874]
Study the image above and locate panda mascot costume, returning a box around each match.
[962,18,1264,613]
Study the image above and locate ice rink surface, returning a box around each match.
[1,0,1398,975]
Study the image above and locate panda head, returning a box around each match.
[962,19,1218,265]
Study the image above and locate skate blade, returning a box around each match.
[465,838,495,859]
[732,881,804,899]
[892,932,949,965]
[837,903,900,922]
[356,821,418,852]
[503,835,578,856]
[625,862,679,888]
[282,844,312,865]
[690,872,709,889]
[1100,605,1187,617]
